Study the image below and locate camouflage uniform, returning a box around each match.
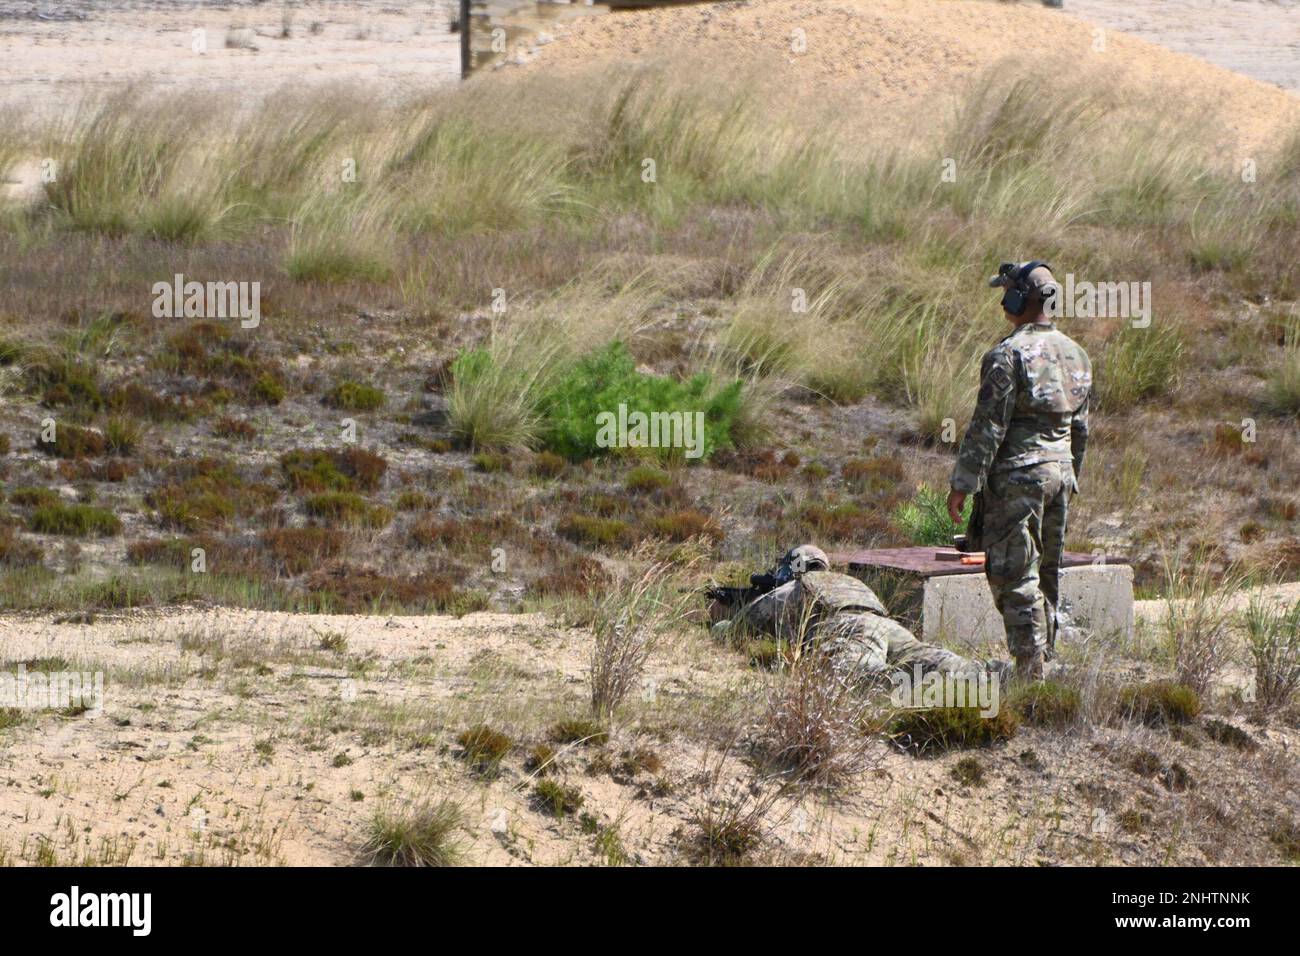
[951,319,1091,667]
[726,570,988,680]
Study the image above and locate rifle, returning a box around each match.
[700,571,780,616]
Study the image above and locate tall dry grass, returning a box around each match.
[7,56,1300,435]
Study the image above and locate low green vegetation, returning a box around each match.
[28,503,122,537]
[1116,680,1202,726]
[893,485,968,547]
[362,800,464,867]
[324,380,386,412]
[888,706,1020,754]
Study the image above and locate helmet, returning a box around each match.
[786,544,830,575]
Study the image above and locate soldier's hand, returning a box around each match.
[947,489,966,524]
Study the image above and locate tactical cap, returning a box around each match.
[788,544,830,574]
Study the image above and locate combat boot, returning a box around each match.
[1014,650,1044,683]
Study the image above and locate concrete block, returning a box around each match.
[922,563,1134,648]
[835,546,1133,656]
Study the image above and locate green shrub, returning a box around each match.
[394,490,434,511]
[251,374,286,405]
[842,456,906,494]
[893,484,968,546]
[145,459,271,532]
[1116,680,1202,726]
[107,383,195,422]
[28,503,121,537]
[362,800,464,867]
[1243,595,1300,709]
[81,575,154,609]
[888,706,1019,754]
[325,380,386,411]
[538,342,744,463]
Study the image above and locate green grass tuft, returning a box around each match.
[362,799,464,867]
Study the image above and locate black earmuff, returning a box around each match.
[1000,260,1052,316]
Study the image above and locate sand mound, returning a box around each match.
[515,0,1299,152]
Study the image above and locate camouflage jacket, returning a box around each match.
[950,322,1091,494]
[736,571,887,640]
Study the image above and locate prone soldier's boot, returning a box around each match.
[1014,650,1045,683]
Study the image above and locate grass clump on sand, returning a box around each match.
[532,780,584,817]
[456,725,513,774]
[1116,680,1202,726]
[549,718,609,746]
[888,706,1019,755]
[525,743,559,776]
[362,799,464,867]
[950,755,985,787]
[1009,680,1081,728]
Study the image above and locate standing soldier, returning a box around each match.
[946,261,1092,681]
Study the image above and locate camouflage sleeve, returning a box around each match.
[1071,389,1090,484]
[950,348,1017,493]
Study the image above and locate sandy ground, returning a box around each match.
[0,0,599,114]
[0,593,1296,866]
[507,0,1300,153]
[1067,0,1299,93]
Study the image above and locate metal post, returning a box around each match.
[460,0,471,80]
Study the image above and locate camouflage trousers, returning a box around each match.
[980,460,1073,660]
[814,613,987,679]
